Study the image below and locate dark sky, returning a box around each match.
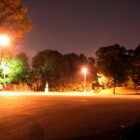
[21,0,140,58]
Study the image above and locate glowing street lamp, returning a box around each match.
[0,35,10,46]
[82,67,87,92]
[0,35,10,86]
[0,35,10,57]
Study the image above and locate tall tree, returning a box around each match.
[0,0,31,45]
[64,53,95,81]
[32,50,68,84]
[32,50,96,90]
[64,53,79,77]
[0,56,27,83]
[15,52,30,83]
[96,44,129,87]
[132,45,140,86]
[16,52,29,68]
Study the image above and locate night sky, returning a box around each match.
[21,0,140,58]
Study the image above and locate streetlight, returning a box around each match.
[0,35,10,57]
[0,35,10,87]
[82,67,87,92]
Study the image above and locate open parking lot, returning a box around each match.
[0,93,140,140]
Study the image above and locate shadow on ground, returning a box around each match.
[26,123,140,140]
[27,123,44,140]
[63,123,140,140]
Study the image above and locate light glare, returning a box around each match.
[82,68,87,74]
[0,35,10,46]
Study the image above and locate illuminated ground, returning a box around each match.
[0,92,140,140]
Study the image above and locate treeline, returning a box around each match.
[0,44,139,91]
[96,44,140,88]
[30,50,96,90]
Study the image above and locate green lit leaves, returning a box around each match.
[0,56,26,83]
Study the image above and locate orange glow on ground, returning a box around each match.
[0,91,95,96]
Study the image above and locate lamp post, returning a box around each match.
[0,35,10,57]
[0,35,10,86]
[82,67,87,92]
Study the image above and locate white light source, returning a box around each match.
[82,67,87,74]
[0,35,10,46]
[81,67,88,92]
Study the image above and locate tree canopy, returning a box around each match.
[96,44,140,87]
[31,50,96,90]
[0,0,31,44]
[0,55,29,83]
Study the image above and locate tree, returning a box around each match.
[64,53,79,78]
[0,56,10,83]
[15,52,30,83]
[0,56,29,83]
[8,57,25,82]
[132,45,140,86]
[0,0,31,45]
[16,52,29,69]
[32,50,68,85]
[64,53,95,81]
[134,45,140,64]
[96,44,129,89]
[87,57,96,81]
[32,50,96,91]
